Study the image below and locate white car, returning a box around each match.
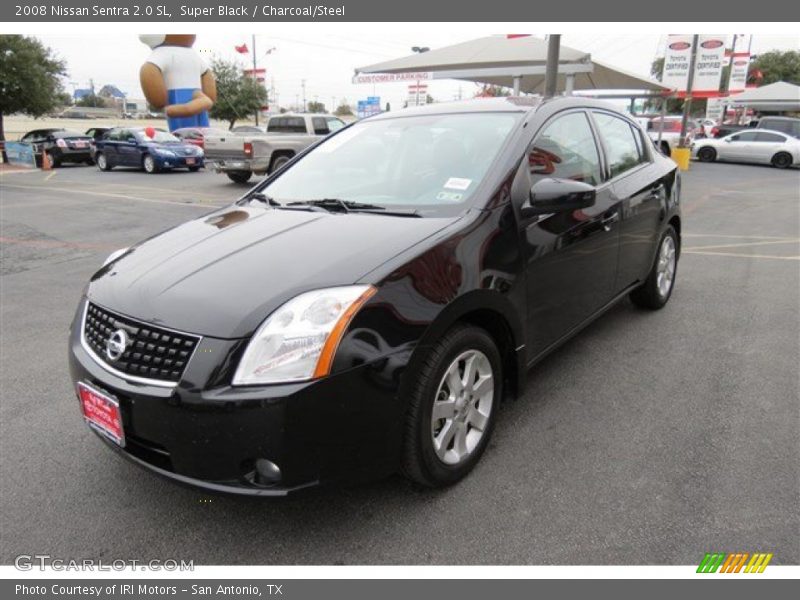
[692,129,800,169]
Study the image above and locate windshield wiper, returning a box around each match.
[248,192,281,207]
[286,198,420,217]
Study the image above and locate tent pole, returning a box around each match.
[513,76,521,95]
[565,74,575,95]
[544,34,561,98]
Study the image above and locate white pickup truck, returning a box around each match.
[205,113,346,183]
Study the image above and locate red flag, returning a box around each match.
[235,44,249,54]
[506,34,531,39]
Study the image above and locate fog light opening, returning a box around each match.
[254,458,282,486]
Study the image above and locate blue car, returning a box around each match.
[94,127,205,174]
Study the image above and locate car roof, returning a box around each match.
[367,95,638,123]
[760,116,799,122]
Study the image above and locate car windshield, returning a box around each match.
[259,112,521,212]
[136,130,179,143]
[57,131,87,138]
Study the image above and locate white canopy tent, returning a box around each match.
[354,36,670,95]
[727,81,800,112]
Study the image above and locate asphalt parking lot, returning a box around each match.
[1,161,798,565]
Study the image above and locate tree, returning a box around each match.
[334,103,353,116]
[0,35,67,161]
[207,57,268,128]
[474,84,511,98]
[750,50,800,85]
[307,100,326,113]
[76,93,106,108]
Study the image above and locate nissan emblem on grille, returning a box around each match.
[105,329,129,361]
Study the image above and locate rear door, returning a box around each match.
[754,131,788,163]
[591,110,664,289]
[520,109,621,357]
[723,131,759,160]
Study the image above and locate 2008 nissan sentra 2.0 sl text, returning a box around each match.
[68,97,681,496]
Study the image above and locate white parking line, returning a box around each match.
[0,183,222,208]
[684,239,800,251]
[683,250,800,261]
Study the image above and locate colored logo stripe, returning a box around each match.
[698,552,773,573]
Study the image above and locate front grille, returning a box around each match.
[83,302,200,384]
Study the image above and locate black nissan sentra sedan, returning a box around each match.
[69,97,681,495]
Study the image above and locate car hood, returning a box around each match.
[87,204,459,338]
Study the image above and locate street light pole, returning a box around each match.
[252,34,259,126]
[544,34,561,98]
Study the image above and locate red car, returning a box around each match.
[172,127,228,150]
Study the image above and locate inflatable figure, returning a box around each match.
[139,34,217,131]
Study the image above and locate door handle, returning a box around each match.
[601,211,620,232]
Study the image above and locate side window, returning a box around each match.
[592,112,645,178]
[732,131,758,142]
[312,117,330,135]
[266,118,286,133]
[756,132,785,143]
[287,117,306,133]
[327,117,345,133]
[529,112,602,186]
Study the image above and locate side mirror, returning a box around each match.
[521,178,596,217]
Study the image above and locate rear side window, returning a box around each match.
[268,117,307,133]
[593,112,646,178]
[529,111,602,186]
[755,132,785,142]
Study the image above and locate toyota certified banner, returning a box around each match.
[662,34,727,94]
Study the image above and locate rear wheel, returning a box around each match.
[269,154,292,173]
[661,142,670,156]
[402,325,501,487]
[96,153,111,171]
[697,146,716,162]
[771,152,793,169]
[46,150,60,168]
[630,226,678,310]
[143,154,158,174]
[226,170,252,184]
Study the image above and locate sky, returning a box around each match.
[34,31,800,113]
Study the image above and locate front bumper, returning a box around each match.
[206,157,270,174]
[154,155,204,169]
[68,299,405,495]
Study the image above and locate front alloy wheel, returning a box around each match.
[143,154,158,173]
[402,324,501,487]
[431,350,494,466]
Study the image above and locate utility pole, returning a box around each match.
[252,34,259,126]
[301,79,306,112]
[678,34,699,148]
[544,34,561,98]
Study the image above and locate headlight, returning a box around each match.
[233,285,376,385]
[102,247,129,267]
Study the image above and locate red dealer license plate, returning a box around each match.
[185,157,196,165]
[78,382,125,446]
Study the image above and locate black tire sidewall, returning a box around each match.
[698,147,716,162]
[772,153,791,169]
[412,327,502,486]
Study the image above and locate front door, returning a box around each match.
[519,110,621,359]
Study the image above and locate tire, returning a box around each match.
[143,154,158,174]
[661,142,670,156]
[269,154,292,173]
[226,170,252,184]
[771,152,793,169]
[402,324,502,487]
[630,225,678,310]
[188,166,200,172]
[46,151,60,168]
[697,147,716,162]
[95,153,111,171]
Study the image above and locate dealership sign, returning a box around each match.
[727,54,751,94]
[3,142,36,168]
[662,34,727,94]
